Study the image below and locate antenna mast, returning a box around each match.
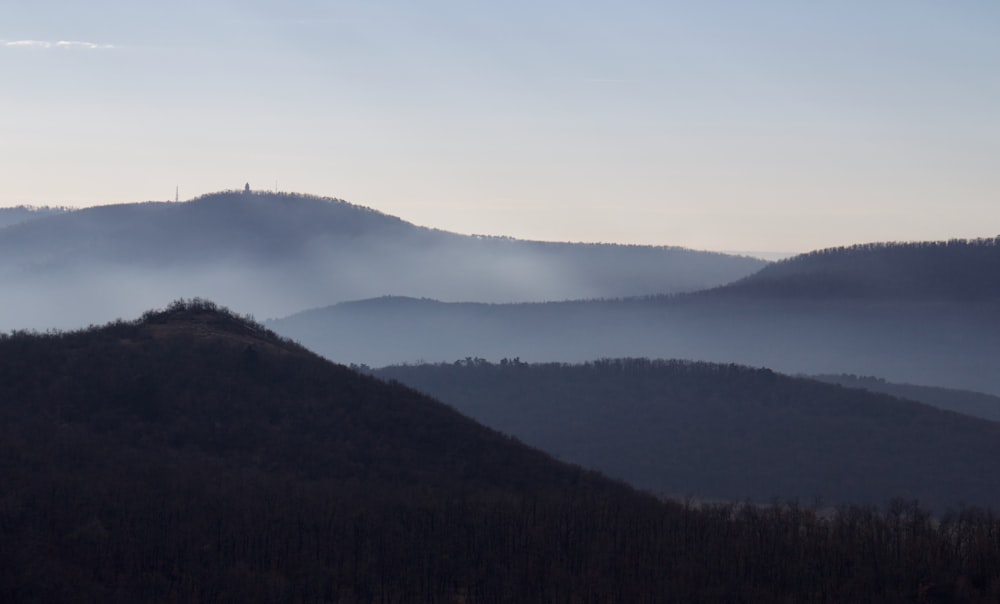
[175,186,179,203]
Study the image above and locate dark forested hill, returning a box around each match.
[0,298,603,495]
[0,299,643,600]
[374,358,1000,511]
[6,301,1000,602]
[271,237,1000,395]
[0,190,764,330]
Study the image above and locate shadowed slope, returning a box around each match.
[0,298,607,494]
[809,374,1000,423]
[375,358,1000,511]
[5,301,1000,602]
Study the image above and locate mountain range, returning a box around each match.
[0,191,764,330]
[4,191,999,499]
[271,237,1000,395]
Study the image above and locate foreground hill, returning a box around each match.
[0,190,764,330]
[5,301,1000,601]
[375,358,1000,511]
[271,238,1000,395]
[0,300,644,601]
[0,299,605,495]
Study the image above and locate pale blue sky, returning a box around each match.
[2,1,998,252]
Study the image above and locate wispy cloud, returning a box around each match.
[2,40,115,50]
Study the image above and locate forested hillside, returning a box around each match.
[4,302,1000,601]
[811,374,1000,423]
[375,358,1000,511]
[0,299,604,495]
[713,238,1000,300]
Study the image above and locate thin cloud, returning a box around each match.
[2,39,115,50]
[57,40,114,49]
[2,40,52,48]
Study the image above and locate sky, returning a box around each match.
[2,1,998,254]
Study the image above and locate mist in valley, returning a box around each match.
[270,293,1000,397]
[5,193,1000,600]
[8,0,1000,597]
[5,193,996,400]
[0,191,764,331]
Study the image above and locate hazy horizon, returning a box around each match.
[1,191,805,258]
[4,1,998,253]
[0,188,985,261]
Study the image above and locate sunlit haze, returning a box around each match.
[3,1,998,254]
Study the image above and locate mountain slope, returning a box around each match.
[712,238,1000,301]
[0,300,653,601]
[0,190,765,330]
[0,298,604,495]
[375,358,1000,511]
[270,238,1000,395]
[6,301,1000,601]
[810,374,1000,423]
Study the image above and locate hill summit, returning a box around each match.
[0,297,608,492]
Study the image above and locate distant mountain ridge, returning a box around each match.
[0,190,765,330]
[0,205,72,230]
[810,374,1000,423]
[712,238,1000,301]
[270,237,1000,395]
